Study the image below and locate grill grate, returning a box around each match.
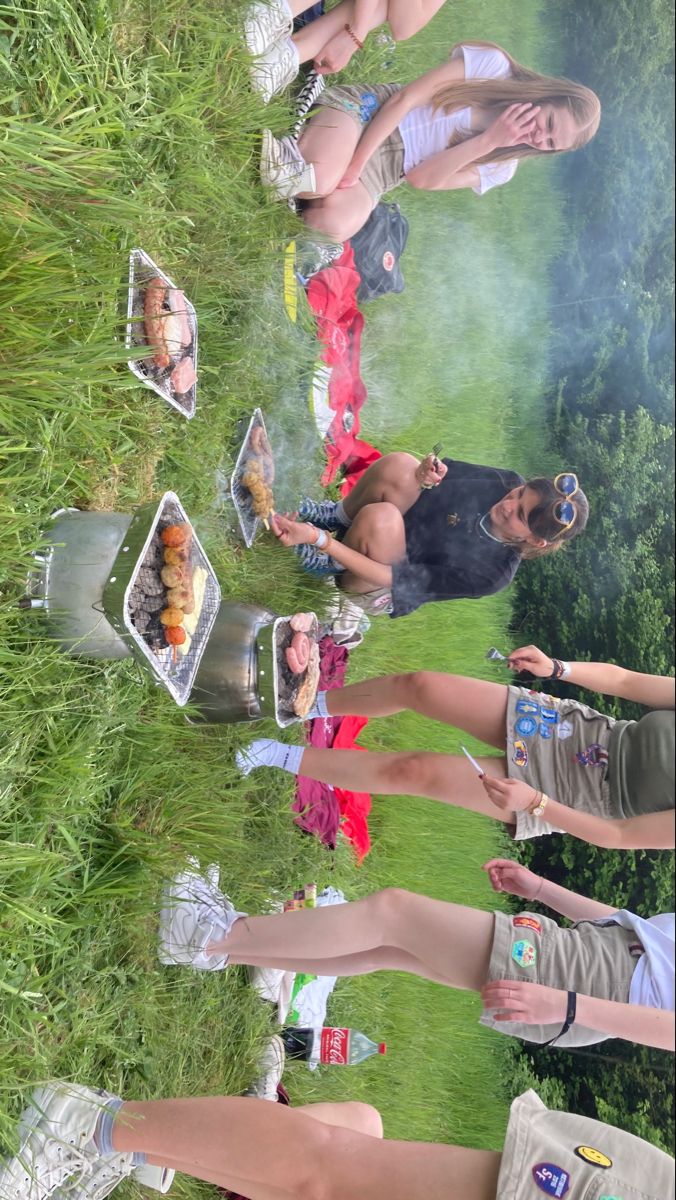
[121,494,220,706]
[230,408,275,548]
[125,249,198,419]
[271,614,320,727]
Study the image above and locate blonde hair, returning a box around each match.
[434,41,601,164]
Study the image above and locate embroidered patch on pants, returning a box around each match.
[511,938,537,967]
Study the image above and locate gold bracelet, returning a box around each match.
[530,792,550,818]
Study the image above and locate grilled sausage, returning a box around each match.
[143,277,172,369]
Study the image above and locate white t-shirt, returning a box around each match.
[398,44,518,195]
[610,910,675,1012]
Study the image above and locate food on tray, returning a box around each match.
[170,356,197,395]
[285,631,310,675]
[166,585,195,614]
[143,278,193,369]
[292,643,321,718]
[290,612,313,633]
[249,425,275,482]
[160,607,185,627]
[161,564,184,588]
[161,522,192,548]
[183,567,208,636]
[241,457,274,519]
[164,625,187,646]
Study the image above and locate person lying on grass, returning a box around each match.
[158,859,674,1052]
[4,1079,674,1200]
[237,644,675,850]
[258,41,601,238]
[245,0,449,103]
[268,453,589,618]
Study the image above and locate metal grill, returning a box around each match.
[271,614,320,727]
[125,248,198,419]
[104,492,221,706]
[230,408,275,548]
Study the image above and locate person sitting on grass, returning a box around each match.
[258,41,601,237]
[157,859,674,1053]
[3,1078,674,1200]
[269,453,589,618]
[237,644,675,850]
[244,0,449,104]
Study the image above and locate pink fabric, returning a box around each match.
[292,638,373,860]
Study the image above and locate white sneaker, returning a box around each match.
[250,37,299,104]
[55,1161,175,1199]
[260,129,316,200]
[0,1083,129,1200]
[243,0,293,57]
[157,865,245,969]
[244,1035,286,1102]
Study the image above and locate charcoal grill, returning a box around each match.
[189,609,319,726]
[102,492,221,706]
[230,408,274,547]
[125,248,198,419]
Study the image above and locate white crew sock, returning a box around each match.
[305,690,330,720]
[236,738,305,777]
[334,500,351,529]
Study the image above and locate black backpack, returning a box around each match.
[349,202,409,302]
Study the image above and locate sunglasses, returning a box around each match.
[551,472,580,537]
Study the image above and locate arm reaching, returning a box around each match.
[508,644,675,709]
[480,776,675,850]
[481,982,675,1051]
[270,514,394,589]
[483,859,619,922]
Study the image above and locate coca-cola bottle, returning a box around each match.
[280,1026,386,1065]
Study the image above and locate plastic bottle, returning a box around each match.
[280,1026,386,1065]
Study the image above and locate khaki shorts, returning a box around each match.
[481,911,638,1047]
[505,686,617,840]
[313,83,405,202]
[498,1089,675,1200]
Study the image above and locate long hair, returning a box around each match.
[433,42,600,164]
[519,477,589,560]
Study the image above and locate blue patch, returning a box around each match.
[515,715,538,738]
[540,707,558,723]
[515,699,540,716]
[358,91,379,123]
[532,1163,571,1197]
[539,724,554,739]
[511,938,537,968]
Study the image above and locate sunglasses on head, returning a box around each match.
[551,472,580,537]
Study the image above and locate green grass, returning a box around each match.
[1,0,568,1183]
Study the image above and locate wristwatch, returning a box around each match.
[530,793,550,817]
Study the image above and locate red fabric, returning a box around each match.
[306,245,370,486]
[292,638,372,861]
[339,439,383,495]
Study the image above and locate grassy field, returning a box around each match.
[0,0,567,1186]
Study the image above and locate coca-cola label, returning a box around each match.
[320,1027,349,1064]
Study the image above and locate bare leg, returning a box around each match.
[301,182,376,240]
[112,1095,502,1200]
[322,671,509,746]
[227,944,476,987]
[294,745,514,824]
[214,889,495,992]
[297,108,364,195]
[338,501,406,593]
[291,0,389,64]
[341,452,427,519]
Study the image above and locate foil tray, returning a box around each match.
[256,613,320,728]
[125,248,198,419]
[102,492,221,706]
[230,407,274,548]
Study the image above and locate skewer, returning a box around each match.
[263,518,270,531]
[461,745,484,776]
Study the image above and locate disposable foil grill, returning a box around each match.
[125,248,198,419]
[271,614,320,728]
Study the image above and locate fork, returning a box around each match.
[431,442,442,468]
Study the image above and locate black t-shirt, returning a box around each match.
[391,459,524,618]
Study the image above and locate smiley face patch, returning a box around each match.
[574,1146,612,1169]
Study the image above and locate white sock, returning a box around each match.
[236,738,305,777]
[306,690,330,720]
[334,500,351,529]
